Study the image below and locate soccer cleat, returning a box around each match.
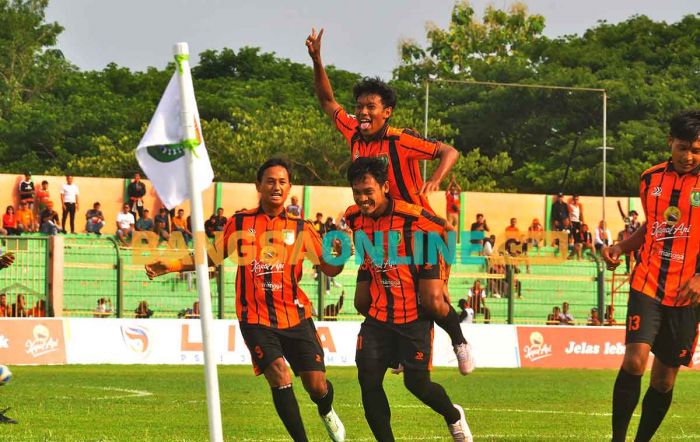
[454,342,475,375]
[321,407,345,441]
[0,408,17,424]
[390,363,404,375]
[447,404,472,442]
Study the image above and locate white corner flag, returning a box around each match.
[136,70,214,209]
[137,43,223,442]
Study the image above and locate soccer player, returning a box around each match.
[146,158,346,442]
[602,110,700,442]
[344,157,472,441]
[306,28,474,376]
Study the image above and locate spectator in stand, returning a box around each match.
[547,306,562,325]
[3,206,20,235]
[0,293,8,317]
[11,294,27,317]
[445,174,461,230]
[470,213,490,250]
[213,207,227,231]
[39,201,61,235]
[587,307,602,326]
[18,172,35,210]
[324,216,336,234]
[127,172,147,220]
[31,299,46,317]
[623,210,642,274]
[467,280,491,324]
[134,300,154,318]
[171,208,192,244]
[16,201,36,233]
[594,220,613,255]
[567,194,584,240]
[527,218,544,249]
[154,207,170,233]
[457,298,474,324]
[154,218,170,243]
[286,195,302,217]
[550,192,569,230]
[323,291,344,321]
[35,180,50,214]
[560,302,574,325]
[94,298,113,317]
[115,203,135,245]
[312,212,326,236]
[135,209,154,232]
[571,223,594,260]
[204,214,218,239]
[184,301,200,318]
[60,175,79,234]
[504,217,524,255]
[85,202,105,235]
[604,304,619,326]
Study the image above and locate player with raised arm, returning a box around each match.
[345,157,472,441]
[602,110,700,442]
[306,27,474,376]
[146,158,346,442]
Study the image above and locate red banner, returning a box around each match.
[0,319,67,365]
[517,326,627,369]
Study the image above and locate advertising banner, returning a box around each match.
[0,319,67,365]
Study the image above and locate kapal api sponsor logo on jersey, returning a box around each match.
[523,332,552,362]
[25,324,59,358]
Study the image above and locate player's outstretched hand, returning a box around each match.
[306,27,324,62]
[145,261,169,280]
[600,245,622,271]
[418,179,441,195]
[676,275,700,306]
[0,252,15,270]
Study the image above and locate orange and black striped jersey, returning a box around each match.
[223,207,324,328]
[334,107,440,211]
[344,198,447,324]
[630,160,700,306]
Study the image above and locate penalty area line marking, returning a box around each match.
[80,386,153,400]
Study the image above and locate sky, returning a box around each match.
[45,0,699,78]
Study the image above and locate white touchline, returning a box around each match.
[80,386,153,400]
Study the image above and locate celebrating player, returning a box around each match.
[344,157,472,441]
[306,27,474,375]
[146,158,346,442]
[602,110,700,442]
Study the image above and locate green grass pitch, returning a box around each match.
[2,365,700,441]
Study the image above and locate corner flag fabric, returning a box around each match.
[136,71,214,209]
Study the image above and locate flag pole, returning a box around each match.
[173,42,224,442]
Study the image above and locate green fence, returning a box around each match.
[0,235,49,316]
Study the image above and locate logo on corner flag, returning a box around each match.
[691,189,700,207]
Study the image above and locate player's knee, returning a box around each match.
[302,376,327,398]
[650,376,675,393]
[621,355,647,375]
[403,369,430,397]
[264,358,290,387]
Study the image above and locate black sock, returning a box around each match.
[358,361,394,442]
[404,369,460,424]
[612,368,642,442]
[271,384,308,442]
[434,306,467,346]
[634,387,673,442]
[310,380,334,416]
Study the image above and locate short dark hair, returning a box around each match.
[353,77,397,109]
[347,157,388,185]
[669,110,700,141]
[256,158,293,183]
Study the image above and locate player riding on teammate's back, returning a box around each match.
[306,27,474,375]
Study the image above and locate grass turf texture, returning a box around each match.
[2,366,700,441]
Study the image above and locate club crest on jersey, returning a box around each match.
[691,189,700,207]
[282,229,295,245]
[663,206,681,226]
[651,187,662,197]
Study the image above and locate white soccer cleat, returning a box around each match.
[447,404,473,442]
[321,407,346,442]
[454,342,475,375]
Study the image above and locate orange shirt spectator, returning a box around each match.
[16,203,35,232]
[36,180,51,212]
[505,217,521,241]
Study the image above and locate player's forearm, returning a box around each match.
[616,223,646,254]
[319,262,343,277]
[312,58,338,117]
[428,144,459,184]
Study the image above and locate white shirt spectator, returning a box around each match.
[569,204,581,223]
[482,240,494,256]
[594,227,613,247]
[61,183,79,203]
[116,212,135,230]
[460,308,474,323]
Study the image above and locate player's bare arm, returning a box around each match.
[354,280,370,316]
[675,275,700,306]
[419,278,449,317]
[419,143,460,195]
[306,27,340,118]
[601,223,646,270]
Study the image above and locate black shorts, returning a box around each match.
[625,289,700,367]
[240,319,325,376]
[355,316,433,371]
